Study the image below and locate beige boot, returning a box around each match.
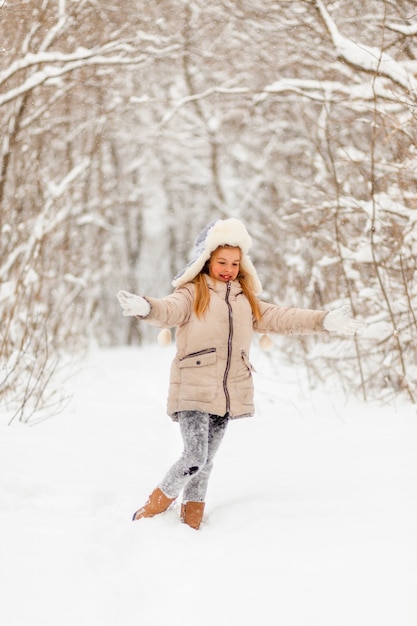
[180,501,205,530]
[132,487,175,521]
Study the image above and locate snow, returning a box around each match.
[388,22,417,36]
[315,0,417,94]
[1,345,416,626]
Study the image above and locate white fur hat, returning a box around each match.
[172,218,262,295]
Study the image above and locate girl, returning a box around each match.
[117,218,360,530]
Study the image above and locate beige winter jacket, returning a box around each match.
[143,276,327,420]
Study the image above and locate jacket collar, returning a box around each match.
[205,275,242,296]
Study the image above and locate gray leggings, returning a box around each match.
[159,410,229,503]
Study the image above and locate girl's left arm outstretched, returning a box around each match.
[254,301,361,336]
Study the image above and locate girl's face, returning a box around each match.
[209,246,241,283]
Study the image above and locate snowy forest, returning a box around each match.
[1,0,417,422]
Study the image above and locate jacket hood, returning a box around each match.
[172,218,263,295]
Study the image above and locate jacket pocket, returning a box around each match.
[178,348,217,402]
[179,348,216,368]
[241,350,256,373]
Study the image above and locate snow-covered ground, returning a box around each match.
[1,345,416,626]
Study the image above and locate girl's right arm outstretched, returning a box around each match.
[117,285,194,328]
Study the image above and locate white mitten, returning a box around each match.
[117,290,151,317]
[323,305,362,336]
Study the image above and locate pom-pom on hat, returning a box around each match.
[172,218,262,295]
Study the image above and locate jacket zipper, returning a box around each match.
[223,281,233,415]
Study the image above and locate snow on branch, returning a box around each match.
[46,157,90,200]
[0,37,180,107]
[387,22,417,36]
[0,39,180,88]
[38,14,69,53]
[0,53,148,108]
[315,0,417,96]
[0,47,118,87]
[262,77,400,105]
[159,85,250,125]
[159,76,404,126]
[0,159,90,281]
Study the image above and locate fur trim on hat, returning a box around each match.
[172,218,262,295]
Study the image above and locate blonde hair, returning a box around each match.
[192,249,261,321]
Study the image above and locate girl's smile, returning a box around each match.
[209,247,241,283]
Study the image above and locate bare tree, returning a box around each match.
[2,0,416,420]
[0,0,180,420]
